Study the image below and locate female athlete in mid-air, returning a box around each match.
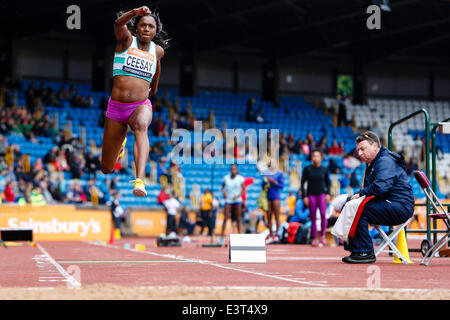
[101,6,169,197]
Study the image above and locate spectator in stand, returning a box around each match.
[246,97,256,122]
[32,157,43,171]
[86,95,94,108]
[113,156,126,173]
[168,119,178,136]
[25,83,36,114]
[85,151,101,179]
[54,149,69,172]
[169,158,183,181]
[48,179,65,203]
[84,179,97,203]
[39,180,55,204]
[66,181,86,204]
[151,116,166,137]
[15,178,26,196]
[292,138,302,154]
[319,134,328,148]
[15,163,30,183]
[328,140,343,156]
[318,140,328,156]
[70,94,82,108]
[47,88,61,107]
[255,107,265,123]
[2,180,16,202]
[328,158,341,174]
[68,152,85,179]
[160,140,170,155]
[152,95,164,113]
[308,140,317,159]
[0,157,7,174]
[36,83,48,105]
[149,117,160,137]
[58,86,70,101]
[343,153,359,169]
[33,119,47,137]
[99,179,111,204]
[68,84,77,100]
[187,113,198,131]
[12,144,22,160]
[339,141,345,154]
[43,146,58,168]
[29,186,46,205]
[287,134,296,153]
[301,139,310,155]
[79,96,88,108]
[279,133,287,152]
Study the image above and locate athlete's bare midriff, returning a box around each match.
[111,75,150,103]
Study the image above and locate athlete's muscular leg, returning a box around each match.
[101,118,128,174]
[128,105,152,180]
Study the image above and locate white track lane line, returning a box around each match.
[36,243,81,288]
[85,241,328,287]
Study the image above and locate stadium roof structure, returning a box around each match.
[1,0,450,62]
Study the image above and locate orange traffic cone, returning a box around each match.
[109,228,115,244]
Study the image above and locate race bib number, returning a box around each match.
[123,47,155,78]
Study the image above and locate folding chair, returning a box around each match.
[413,170,450,266]
[374,218,412,264]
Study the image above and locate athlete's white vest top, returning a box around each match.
[113,36,157,83]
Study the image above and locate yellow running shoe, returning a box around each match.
[130,178,148,197]
[118,137,127,160]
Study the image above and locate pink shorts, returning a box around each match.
[106,97,152,125]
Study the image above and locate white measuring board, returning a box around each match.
[229,234,266,263]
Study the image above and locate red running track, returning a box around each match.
[1,237,449,290]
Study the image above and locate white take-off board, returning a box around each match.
[229,234,266,263]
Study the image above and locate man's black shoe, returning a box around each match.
[342,252,376,264]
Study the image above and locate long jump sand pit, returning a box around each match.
[2,285,450,300]
[2,239,450,300]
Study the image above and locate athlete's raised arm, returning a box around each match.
[114,6,151,50]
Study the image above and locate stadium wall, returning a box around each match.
[10,37,450,99]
